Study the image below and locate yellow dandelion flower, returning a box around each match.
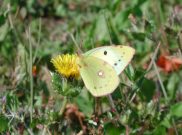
[51,54,80,79]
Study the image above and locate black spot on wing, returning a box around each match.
[104,51,107,55]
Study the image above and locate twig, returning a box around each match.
[26,127,34,135]
[7,4,13,29]
[172,118,179,135]
[177,31,182,54]
[152,60,168,100]
[94,97,102,116]
[41,127,46,135]
[70,33,83,54]
[151,56,179,135]
[146,42,161,73]
[107,95,116,111]
[46,126,52,135]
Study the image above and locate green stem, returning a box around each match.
[59,97,68,116]
[59,78,68,116]
[27,27,34,123]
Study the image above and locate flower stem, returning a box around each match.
[59,97,68,116]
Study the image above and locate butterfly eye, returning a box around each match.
[104,51,107,55]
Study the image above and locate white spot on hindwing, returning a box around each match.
[97,70,105,78]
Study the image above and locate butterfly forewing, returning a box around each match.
[77,56,120,97]
[84,45,135,75]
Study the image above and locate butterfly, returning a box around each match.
[77,45,135,97]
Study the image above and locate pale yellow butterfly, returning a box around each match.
[77,45,135,97]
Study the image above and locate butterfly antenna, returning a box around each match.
[103,11,113,45]
[70,33,83,56]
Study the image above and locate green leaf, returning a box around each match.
[140,78,155,102]
[167,73,179,100]
[56,4,66,17]
[114,8,131,30]
[6,92,19,111]
[105,13,120,44]
[153,126,166,135]
[74,89,93,116]
[133,68,146,81]
[131,32,146,41]
[124,64,135,81]
[94,14,109,41]
[160,114,171,128]
[0,21,9,42]
[104,122,122,135]
[0,115,8,132]
[170,102,182,117]
[0,15,6,26]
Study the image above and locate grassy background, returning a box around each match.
[1,0,182,134]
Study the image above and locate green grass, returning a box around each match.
[1,0,182,134]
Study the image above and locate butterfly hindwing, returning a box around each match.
[84,45,135,75]
[77,56,119,97]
